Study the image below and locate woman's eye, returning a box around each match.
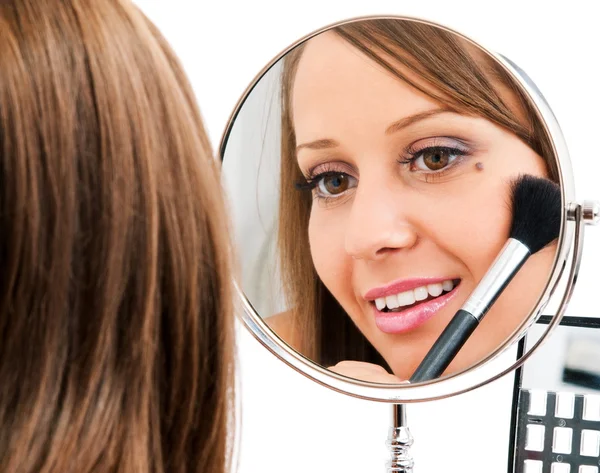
[412,147,462,171]
[316,173,355,196]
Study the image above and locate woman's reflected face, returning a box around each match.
[292,31,555,380]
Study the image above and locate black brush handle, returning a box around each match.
[410,310,479,383]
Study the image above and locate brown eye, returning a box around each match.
[321,173,350,195]
[422,148,450,170]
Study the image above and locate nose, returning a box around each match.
[344,180,418,261]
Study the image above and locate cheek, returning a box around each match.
[458,183,514,277]
[413,180,513,281]
[308,208,351,294]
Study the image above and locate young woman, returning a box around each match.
[271,18,558,382]
[0,1,234,472]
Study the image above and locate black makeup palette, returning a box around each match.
[514,390,600,472]
[510,317,600,473]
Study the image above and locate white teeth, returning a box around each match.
[373,279,457,311]
[427,283,443,297]
[414,286,428,301]
[385,294,400,310]
[397,290,415,306]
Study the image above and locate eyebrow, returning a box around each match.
[385,108,456,135]
[296,138,340,152]
[385,108,455,135]
[295,108,457,152]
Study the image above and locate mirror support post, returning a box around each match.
[386,404,414,472]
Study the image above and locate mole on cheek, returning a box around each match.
[475,162,484,171]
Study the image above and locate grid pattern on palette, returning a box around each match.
[514,389,600,473]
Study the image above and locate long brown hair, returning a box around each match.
[278,19,558,367]
[0,1,234,472]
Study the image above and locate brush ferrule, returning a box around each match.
[462,238,530,321]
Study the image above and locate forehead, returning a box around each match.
[290,29,528,143]
[291,31,441,142]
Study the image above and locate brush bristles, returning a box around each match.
[509,175,562,254]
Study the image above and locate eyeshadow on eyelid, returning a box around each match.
[551,463,570,473]
[524,459,543,473]
[308,161,357,177]
[556,392,575,419]
[580,430,600,457]
[525,424,545,451]
[552,427,573,454]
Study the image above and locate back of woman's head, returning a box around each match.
[0,1,234,472]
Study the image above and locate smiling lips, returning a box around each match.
[364,277,461,334]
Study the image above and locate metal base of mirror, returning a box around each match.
[386,404,414,472]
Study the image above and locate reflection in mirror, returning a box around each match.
[222,18,561,383]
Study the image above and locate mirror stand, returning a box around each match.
[387,404,414,472]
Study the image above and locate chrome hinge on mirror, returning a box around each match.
[567,201,600,225]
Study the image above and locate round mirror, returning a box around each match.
[221,16,580,402]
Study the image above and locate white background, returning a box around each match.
[134,2,599,472]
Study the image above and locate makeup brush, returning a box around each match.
[410,175,562,383]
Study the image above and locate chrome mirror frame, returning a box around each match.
[219,14,596,403]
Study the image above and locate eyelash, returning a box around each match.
[397,144,470,182]
[295,171,339,191]
[295,170,348,205]
[294,162,357,206]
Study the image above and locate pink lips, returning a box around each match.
[363,277,456,301]
[364,277,461,334]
